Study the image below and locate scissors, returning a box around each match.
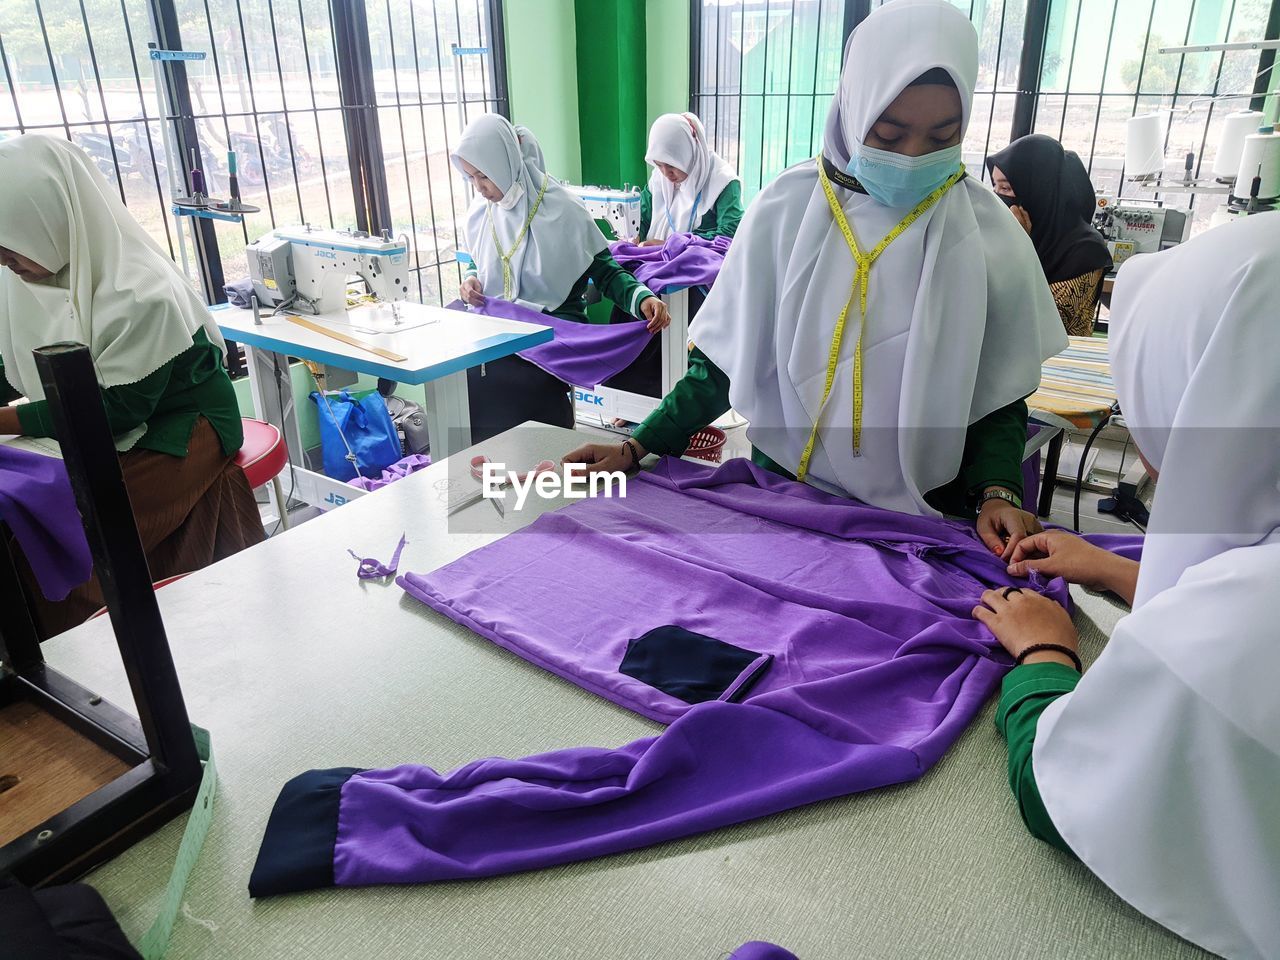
[446,455,556,518]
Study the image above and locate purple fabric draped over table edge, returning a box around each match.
[347,454,431,492]
[445,298,653,388]
[729,942,800,960]
[248,457,1142,897]
[0,446,91,601]
[609,232,731,294]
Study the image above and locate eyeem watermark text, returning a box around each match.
[481,462,627,511]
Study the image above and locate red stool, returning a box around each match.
[235,418,290,531]
[90,573,190,620]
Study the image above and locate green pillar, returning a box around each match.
[575,0,648,187]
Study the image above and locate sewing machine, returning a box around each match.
[1093,198,1190,266]
[568,184,643,241]
[246,227,433,334]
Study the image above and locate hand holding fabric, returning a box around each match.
[977,497,1040,560]
[460,276,485,306]
[561,440,644,475]
[972,587,1080,664]
[1009,529,1139,605]
[640,295,671,333]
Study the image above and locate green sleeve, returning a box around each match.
[638,186,652,240]
[632,346,731,457]
[584,250,655,319]
[0,358,20,405]
[995,662,1079,856]
[694,181,745,239]
[16,358,175,440]
[926,398,1029,516]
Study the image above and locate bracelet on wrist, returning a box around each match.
[1015,643,1083,673]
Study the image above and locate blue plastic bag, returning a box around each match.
[310,390,402,483]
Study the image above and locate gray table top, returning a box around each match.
[41,424,1209,960]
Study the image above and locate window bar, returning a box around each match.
[710,2,722,154]
[806,0,828,157]
[981,0,1012,174]
[0,34,22,131]
[451,0,471,126]
[199,0,248,242]
[265,0,307,222]
[231,0,278,224]
[1012,0,1050,139]
[1119,1,1161,197]
[294,0,337,227]
[116,0,177,259]
[429,0,465,291]
[757,0,772,193]
[688,0,702,112]
[844,0,872,40]
[1084,0,1121,177]
[781,0,799,166]
[487,0,511,117]
[472,0,491,112]
[383,0,426,303]
[1188,0,1239,219]
[1055,0,1086,143]
[736,0,748,175]
[407,2,449,301]
[32,0,74,143]
[1249,0,1280,114]
[74,0,127,203]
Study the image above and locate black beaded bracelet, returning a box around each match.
[621,439,639,468]
[1015,643,1083,673]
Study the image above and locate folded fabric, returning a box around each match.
[0,445,91,601]
[347,453,431,492]
[223,277,256,309]
[446,298,653,388]
[609,232,731,293]
[249,458,1142,897]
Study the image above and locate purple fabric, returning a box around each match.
[0,446,91,601]
[730,944,799,960]
[347,454,431,492]
[609,232,731,293]
[446,298,653,388]
[348,533,407,580]
[400,457,1075,724]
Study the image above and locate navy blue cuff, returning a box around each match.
[248,767,361,898]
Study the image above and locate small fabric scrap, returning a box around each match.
[348,454,431,492]
[446,298,652,388]
[0,445,91,601]
[730,943,800,960]
[609,232,731,293]
[348,534,407,581]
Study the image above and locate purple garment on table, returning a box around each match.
[347,454,431,492]
[446,298,652,388]
[0,446,91,601]
[609,232,731,293]
[730,943,800,960]
[248,458,1142,898]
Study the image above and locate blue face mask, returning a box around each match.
[845,142,964,208]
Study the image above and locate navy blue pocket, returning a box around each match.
[619,626,772,705]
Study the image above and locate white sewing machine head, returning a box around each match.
[246,226,411,314]
[568,184,643,241]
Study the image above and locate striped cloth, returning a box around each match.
[1029,335,1116,429]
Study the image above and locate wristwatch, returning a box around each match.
[979,487,1020,512]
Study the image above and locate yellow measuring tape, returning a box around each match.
[488,173,550,298]
[795,159,965,482]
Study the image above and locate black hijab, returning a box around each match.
[985,135,1112,284]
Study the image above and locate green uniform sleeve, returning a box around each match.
[0,358,21,405]
[16,357,176,440]
[638,186,652,241]
[584,250,655,319]
[926,398,1029,516]
[995,662,1079,856]
[694,181,745,240]
[632,346,731,456]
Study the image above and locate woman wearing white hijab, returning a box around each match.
[513,124,547,178]
[450,115,669,440]
[975,212,1280,959]
[638,112,743,243]
[568,0,1064,557]
[0,135,263,636]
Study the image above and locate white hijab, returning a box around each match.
[1034,213,1280,960]
[692,0,1065,515]
[0,135,226,451]
[514,124,547,178]
[451,115,605,312]
[644,113,738,241]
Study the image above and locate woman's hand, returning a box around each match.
[1008,530,1140,605]
[562,438,647,475]
[460,276,485,307]
[973,587,1080,666]
[1009,204,1033,236]
[640,296,671,334]
[639,239,664,247]
[0,406,22,435]
[977,495,1041,561]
